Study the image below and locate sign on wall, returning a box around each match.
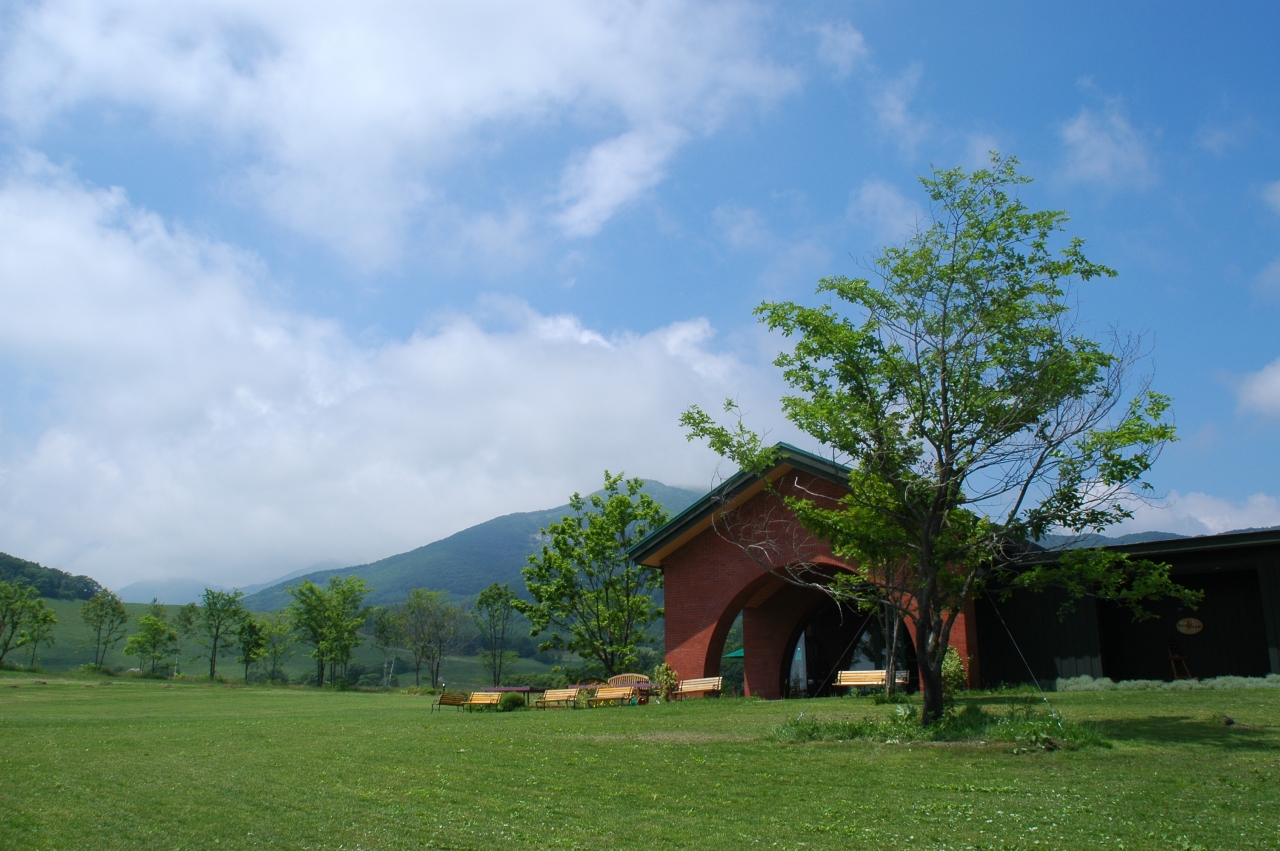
[1176,617,1203,635]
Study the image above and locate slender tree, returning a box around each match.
[0,580,40,665]
[81,589,129,668]
[18,598,57,667]
[258,611,296,684]
[371,606,405,688]
[177,589,248,681]
[402,589,465,688]
[286,576,369,686]
[683,155,1197,724]
[288,580,332,686]
[235,616,266,682]
[474,583,517,686]
[124,614,180,674]
[518,472,669,677]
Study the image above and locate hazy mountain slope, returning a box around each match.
[0,552,103,600]
[242,481,704,611]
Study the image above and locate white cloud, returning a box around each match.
[1254,257,1280,301]
[0,1,797,264]
[1059,105,1156,188]
[0,161,796,589]
[1262,180,1280,215]
[1238,356,1280,419]
[713,204,771,249]
[847,178,923,246]
[872,64,928,157]
[815,21,867,78]
[1122,490,1280,536]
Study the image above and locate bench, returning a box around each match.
[535,688,581,709]
[672,676,722,700]
[587,686,639,707]
[607,673,650,686]
[466,692,502,711]
[834,670,910,692]
[432,692,469,712]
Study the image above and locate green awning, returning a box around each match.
[722,647,744,658]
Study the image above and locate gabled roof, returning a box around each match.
[628,442,849,567]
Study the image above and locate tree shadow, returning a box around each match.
[1091,715,1280,750]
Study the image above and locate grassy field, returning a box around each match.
[1,669,1276,850]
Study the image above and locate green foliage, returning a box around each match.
[772,702,1107,751]
[518,471,669,677]
[683,155,1184,724]
[286,576,370,687]
[1013,547,1201,621]
[16,596,57,667]
[235,616,266,681]
[371,605,405,688]
[0,552,102,600]
[0,581,43,664]
[177,589,248,681]
[500,672,566,690]
[257,611,296,683]
[473,582,517,687]
[498,691,526,712]
[80,589,129,667]
[402,587,465,687]
[941,646,968,697]
[124,614,181,674]
[651,662,679,701]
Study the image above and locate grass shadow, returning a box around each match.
[1093,715,1280,750]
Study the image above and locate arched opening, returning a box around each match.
[779,596,917,698]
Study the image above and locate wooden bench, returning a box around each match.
[587,686,639,707]
[672,676,722,700]
[534,688,581,709]
[466,692,502,711]
[432,692,469,712]
[834,670,910,692]
[607,673,650,686]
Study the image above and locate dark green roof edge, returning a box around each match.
[627,442,850,565]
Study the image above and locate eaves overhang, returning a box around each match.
[627,443,850,568]
[1025,527,1280,565]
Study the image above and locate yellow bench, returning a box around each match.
[587,686,638,707]
[534,688,581,709]
[834,670,910,692]
[672,676,722,700]
[432,692,468,712]
[466,692,502,711]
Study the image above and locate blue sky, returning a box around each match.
[0,1,1277,588]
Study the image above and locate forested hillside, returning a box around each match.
[243,480,703,611]
[0,552,102,600]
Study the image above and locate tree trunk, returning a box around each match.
[916,628,945,725]
[209,636,218,681]
[316,656,325,687]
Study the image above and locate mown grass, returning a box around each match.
[1,668,1277,850]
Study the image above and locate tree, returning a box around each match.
[177,589,248,681]
[286,576,369,686]
[402,589,465,688]
[371,606,405,688]
[0,580,41,665]
[235,616,266,682]
[682,155,1196,724]
[473,583,517,687]
[18,598,57,667]
[81,589,129,668]
[258,611,296,684]
[518,472,669,677]
[124,614,180,674]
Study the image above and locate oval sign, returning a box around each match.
[1177,617,1203,635]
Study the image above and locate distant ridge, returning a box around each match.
[0,552,102,600]
[242,480,704,612]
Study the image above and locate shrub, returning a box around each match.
[651,662,679,701]
[941,647,967,696]
[1056,674,1280,692]
[502,672,566,690]
[499,692,526,712]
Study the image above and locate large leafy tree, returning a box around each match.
[258,611,296,684]
[124,614,181,674]
[473,582,517,687]
[0,580,41,665]
[80,589,129,668]
[18,597,57,667]
[683,155,1197,724]
[518,472,669,677]
[286,576,369,686]
[402,588,465,688]
[177,589,248,681]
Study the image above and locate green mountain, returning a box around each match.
[0,552,103,600]
[242,480,704,612]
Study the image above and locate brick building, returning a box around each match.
[630,444,1280,697]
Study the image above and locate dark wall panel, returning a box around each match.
[974,589,1102,687]
[1256,566,1280,675]
[1097,570,1270,681]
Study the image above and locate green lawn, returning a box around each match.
[1,670,1276,851]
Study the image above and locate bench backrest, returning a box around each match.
[592,686,637,701]
[835,670,909,686]
[541,688,580,702]
[468,692,502,705]
[607,673,650,686]
[437,692,468,706]
[676,676,722,693]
